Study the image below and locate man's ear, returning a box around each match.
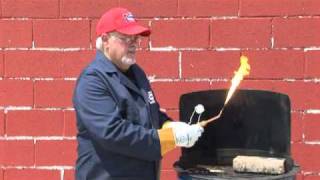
[101,36,110,50]
[101,34,109,46]
[103,40,109,49]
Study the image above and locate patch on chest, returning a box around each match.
[147,91,156,104]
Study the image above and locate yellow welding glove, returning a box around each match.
[158,121,204,156]
[162,120,172,129]
[157,128,176,156]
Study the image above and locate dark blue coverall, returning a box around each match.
[73,51,171,180]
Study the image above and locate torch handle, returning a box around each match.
[199,108,224,127]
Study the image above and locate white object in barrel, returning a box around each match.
[233,155,286,175]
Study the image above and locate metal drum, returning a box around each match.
[174,90,299,180]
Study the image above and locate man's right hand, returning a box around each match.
[168,122,204,148]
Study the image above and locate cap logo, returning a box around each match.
[123,12,135,22]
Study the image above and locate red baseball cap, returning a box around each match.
[96,7,151,36]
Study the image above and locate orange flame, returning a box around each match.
[199,55,250,127]
[224,55,250,105]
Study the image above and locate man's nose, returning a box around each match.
[129,43,138,49]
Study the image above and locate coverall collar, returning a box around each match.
[95,50,118,73]
[95,50,145,100]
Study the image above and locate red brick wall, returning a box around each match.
[0,0,320,180]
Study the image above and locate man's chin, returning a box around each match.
[121,56,136,66]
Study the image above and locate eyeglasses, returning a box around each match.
[111,33,140,44]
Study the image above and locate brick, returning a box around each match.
[179,0,238,17]
[54,50,93,77]
[305,175,320,180]
[63,170,75,180]
[303,114,320,141]
[51,50,95,77]
[6,110,64,136]
[283,81,319,110]
[160,170,177,180]
[0,110,4,136]
[35,140,76,166]
[273,17,320,48]
[210,81,230,91]
[4,169,60,180]
[296,173,303,180]
[91,19,99,44]
[151,20,210,48]
[64,110,77,137]
[304,0,320,15]
[136,51,179,78]
[239,0,303,17]
[2,0,59,18]
[4,51,60,78]
[210,78,280,93]
[4,50,93,78]
[0,52,3,77]
[166,110,179,120]
[283,82,319,110]
[243,50,304,79]
[34,80,75,108]
[151,81,211,109]
[182,51,240,78]
[60,0,118,18]
[305,51,320,78]
[240,80,276,92]
[0,20,32,48]
[292,143,320,171]
[0,79,33,106]
[119,0,177,17]
[211,18,271,48]
[33,20,90,48]
[0,140,34,166]
[162,148,180,170]
[300,82,320,109]
[136,20,150,49]
[286,81,317,110]
[291,112,303,142]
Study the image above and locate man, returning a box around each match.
[73,7,204,180]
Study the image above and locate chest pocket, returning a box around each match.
[117,87,152,128]
[106,73,152,128]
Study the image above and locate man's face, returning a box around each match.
[103,32,140,70]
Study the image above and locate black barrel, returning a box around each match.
[175,89,299,180]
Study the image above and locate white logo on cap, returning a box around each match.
[123,12,135,22]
